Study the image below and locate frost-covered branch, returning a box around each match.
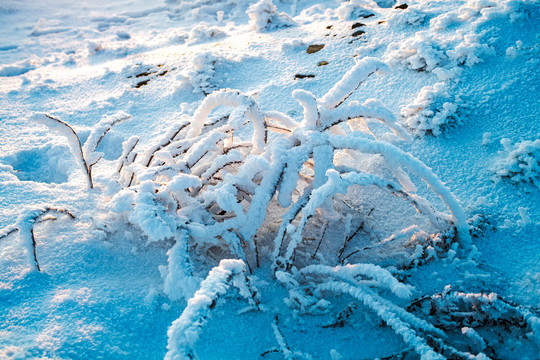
[141,121,190,167]
[117,135,140,179]
[165,259,258,360]
[319,57,388,110]
[271,315,294,360]
[318,281,444,360]
[301,263,413,299]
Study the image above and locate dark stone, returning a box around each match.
[135,79,150,88]
[294,74,315,79]
[307,44,325,54]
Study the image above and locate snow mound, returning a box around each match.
[187,23,227,44]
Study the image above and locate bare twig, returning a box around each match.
[261,349,279,357]
[311,221,328,259]
[322,302,358,328]
[338,208,373,262]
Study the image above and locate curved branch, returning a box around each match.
[14,207,75,271]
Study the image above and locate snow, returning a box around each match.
[1,0,539,359]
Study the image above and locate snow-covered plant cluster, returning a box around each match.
[387,34,446,73]
[247,0,296,31]
[386,0,525,137]
[335,0,377,21]
[63,57,478,359]
[386,7,427,27]
[187,23,227,45]
[110,57,471,272]
[401,82,464,137]
[494,138,540,188]
[0,56,483,359]
[182,52,218,95]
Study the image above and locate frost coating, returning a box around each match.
[128,181,176,243]
[319,57,388,109]
[163,229,201,301]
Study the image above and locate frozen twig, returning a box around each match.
[271,315,294,360]
[11,207,75,271]
[165,259,258,360]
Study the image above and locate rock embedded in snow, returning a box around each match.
[306,44,325,54]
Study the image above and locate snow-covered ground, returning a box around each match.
[0,0,539,359]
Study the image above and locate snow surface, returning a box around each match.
[0,0,539,359]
